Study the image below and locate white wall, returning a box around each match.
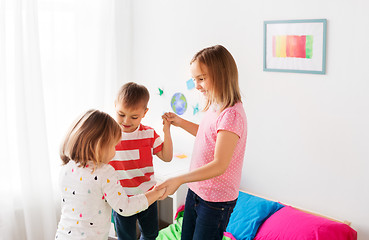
[129,0,369,239]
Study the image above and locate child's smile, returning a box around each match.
[115,102,148,133]
[190,60,213,98]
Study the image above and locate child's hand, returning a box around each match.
[156,177,182,200]
[154,184,167,200]
[162,112,181,127]
[162,117,171,133]
[157,187,166,199]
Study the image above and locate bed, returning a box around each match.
[157,191,357,240]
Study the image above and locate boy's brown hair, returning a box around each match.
[116,82,150,109]
[60,109,122,172]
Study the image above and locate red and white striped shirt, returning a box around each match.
[109,124,163,196]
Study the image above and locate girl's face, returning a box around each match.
[115,102,148,133]
[190,60,213,98]
[101,139,120,164]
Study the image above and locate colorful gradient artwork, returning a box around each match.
[273,35,313,59]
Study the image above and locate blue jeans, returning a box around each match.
[181,189,237,240]
[113,201,158,240]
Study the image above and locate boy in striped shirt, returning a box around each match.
[110,82,173,240]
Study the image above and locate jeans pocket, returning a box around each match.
[203,198,237,210]
[202,200,231,211]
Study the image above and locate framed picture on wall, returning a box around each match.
[263,19,327,74]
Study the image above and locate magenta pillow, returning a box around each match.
[254,206,357,240]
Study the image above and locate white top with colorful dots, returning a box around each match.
[55,161,148,240]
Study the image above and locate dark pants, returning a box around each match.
[181,189,237,240]
[113,201,158,240]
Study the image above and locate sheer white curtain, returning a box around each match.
[0,0,131,239]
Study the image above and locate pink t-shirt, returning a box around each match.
[188,102,247,202]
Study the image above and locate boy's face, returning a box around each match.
[115,102,148,133]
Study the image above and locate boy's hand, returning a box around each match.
[162,112,181,127]
[162,117,171,133]
[157,114,174,162]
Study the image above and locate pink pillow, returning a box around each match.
[254,206,357,240]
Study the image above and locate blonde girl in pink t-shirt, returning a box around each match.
[159,45,247,240]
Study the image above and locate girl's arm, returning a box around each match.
[155,118,173,162]
[163,112,199,136]
[157,130,239,200]
[144,187,166,205]
[104,167,165,216]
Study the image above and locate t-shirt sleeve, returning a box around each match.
[217,109,244,138]
[152,130,163,154]
[102,165,148,216]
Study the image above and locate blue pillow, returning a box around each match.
[226,191,284,240]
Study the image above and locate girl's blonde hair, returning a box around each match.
[191,45,241,112]
[60,109,122,171]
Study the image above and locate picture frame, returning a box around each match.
[263,19,327,74]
